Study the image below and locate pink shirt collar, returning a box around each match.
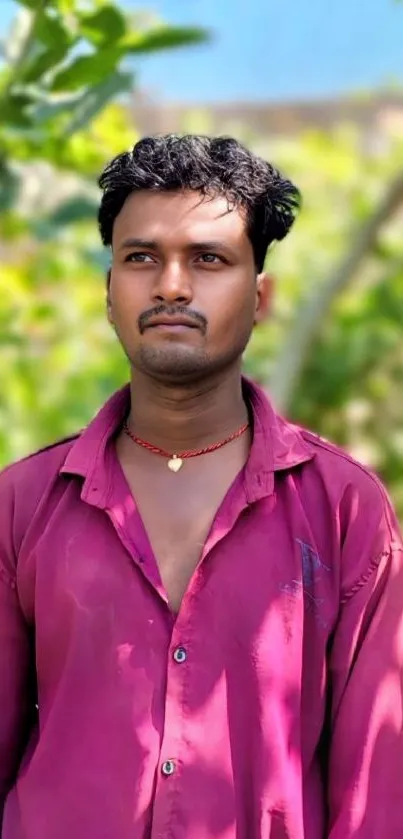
[60,377,315,506]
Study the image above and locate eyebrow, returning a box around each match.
[118,238,234,254]
[187,240,233,253]
[118,238,158,252]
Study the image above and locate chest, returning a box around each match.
[21,489,338,698]
[138,510,212,612]
[123,458,245,612]
[18,479,340,726]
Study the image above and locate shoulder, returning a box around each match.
[253,378,393,527]
[0,433,81,511]
[0,434,82,576]
[283,425,402,598]
[299,426,389,507]
[297,427,401,570]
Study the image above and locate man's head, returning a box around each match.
[99,134,300,386]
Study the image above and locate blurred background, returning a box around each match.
[1,0,403,514]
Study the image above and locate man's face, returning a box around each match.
[108,190,270,385]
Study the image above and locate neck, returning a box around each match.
[127,365,249,453]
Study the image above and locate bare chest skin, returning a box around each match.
[116,434,250,613]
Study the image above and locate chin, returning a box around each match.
[135,346,214,384]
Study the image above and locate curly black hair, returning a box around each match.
[98,134,301,272]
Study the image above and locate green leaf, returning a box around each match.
[0,166,20,212]
[50,48,122,91]
[1,94,33,128]
[64,71,133,135]
[35,10,72,51]
[120,25,210,55]
[30,92,86,125]
[19,46,64,84]
[30,197,99,240]
[45,196,99,226]
[79,5,127,47]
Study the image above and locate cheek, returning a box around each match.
[109,275,144,319]
[206,285,256,344]
[108,279,145,344]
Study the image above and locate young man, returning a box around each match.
[0,135,402,839]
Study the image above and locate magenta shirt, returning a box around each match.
[1,379,403,839]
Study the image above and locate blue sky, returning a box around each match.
[1,0,402,102]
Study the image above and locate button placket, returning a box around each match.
[151,623,191,833]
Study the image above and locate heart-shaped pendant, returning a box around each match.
[167,456,183,472]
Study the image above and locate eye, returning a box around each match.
[197,253,223,264]
[125,252,155,263]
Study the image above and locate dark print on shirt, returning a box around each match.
[281,539,331,629]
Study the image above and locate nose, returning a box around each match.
[151,259,193,306]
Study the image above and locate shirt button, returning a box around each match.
[173,646,187,664]
[161,760,176,776]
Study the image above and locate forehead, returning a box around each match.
[112,189,248,248]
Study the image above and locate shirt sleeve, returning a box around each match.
[0,473,32,822]
[327,478,403,837]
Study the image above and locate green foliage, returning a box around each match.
[1,0,403,526]
[0,0,209,205]
[79,5,127,46]
[244,127,403,515]
[0,0,209,454]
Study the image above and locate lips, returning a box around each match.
[145,316,199,329]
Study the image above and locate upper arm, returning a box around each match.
[0,473,33,813]
[328,478,403,837]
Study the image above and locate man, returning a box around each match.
[0,134,402,839]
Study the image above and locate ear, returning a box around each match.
[106,269,114,326]
[255,272,274,325]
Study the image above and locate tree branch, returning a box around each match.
[269,171,403,413]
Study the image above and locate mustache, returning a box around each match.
[138,305,207,334]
